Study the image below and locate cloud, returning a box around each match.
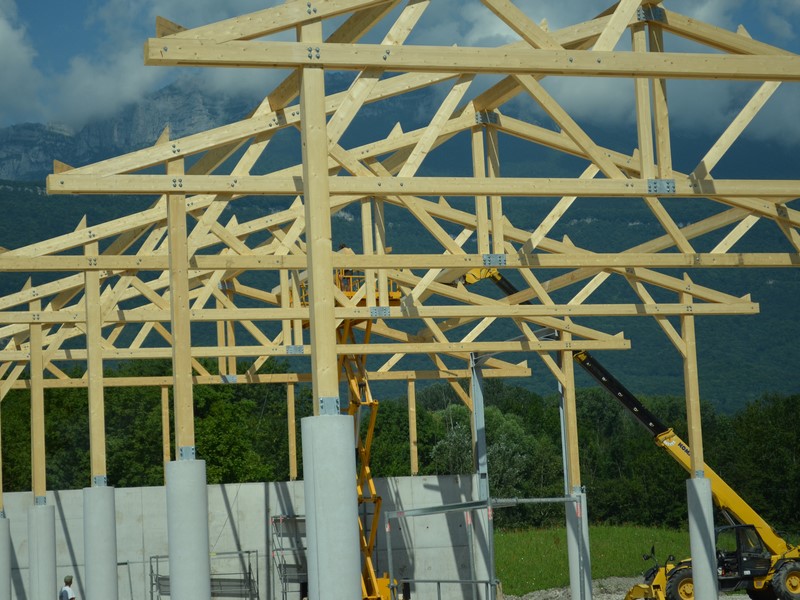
[0,1,45,126]
[761,0,800,41]
[32,0,286,128]
[3,0,798,148]
[47,51,165,126]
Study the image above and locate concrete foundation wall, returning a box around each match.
[3,475,489,600]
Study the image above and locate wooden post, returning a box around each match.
[407,379,418,475]
[161,386,171,479]
[472,126,490,255]
[681,281,705,475]
[216,296,227,376]
[29,292,47,502]
[85,237,108,484]
[225,287,237,376]
[166,156,196,455]
[649,24,673,178]
[487,126,504,253]
[287,383,298,480]
[560,334,581,491]
[300,19,339,412]
[632,23,655,180]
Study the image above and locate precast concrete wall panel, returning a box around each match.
[2,475,486,600]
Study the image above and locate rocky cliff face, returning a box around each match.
[0,82,255,181]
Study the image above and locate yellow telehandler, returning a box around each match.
[575,351,800,600]
[464,268,799,600]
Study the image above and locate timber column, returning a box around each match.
[28,291,56,600]
[559,336,592,600]
[681,282,717,599]
[299,18,360,600]
[165,154,211,600]
[83,235,119,600]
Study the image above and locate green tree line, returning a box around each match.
[2,360,797,537]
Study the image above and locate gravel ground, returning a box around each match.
[501,577,641,600]
[500,576,727,599]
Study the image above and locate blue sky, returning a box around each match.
[1,0,798,142]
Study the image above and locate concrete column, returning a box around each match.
[687,477,717,599]
[83,486,118,600]
[565,491,592,600]
[0,516,10,600]
[166,460,211,600]
[28,504,56,600]
[302,415,360,600]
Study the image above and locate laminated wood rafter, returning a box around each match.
[0,0,797,413]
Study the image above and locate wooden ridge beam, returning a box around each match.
[145,40,800,81]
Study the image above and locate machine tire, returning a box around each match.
[748,585,777,600]
[666,568,694,600]
[773,561,800,600]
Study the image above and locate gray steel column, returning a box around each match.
[687,477,717,599]
[470,354,489,502]
[166,460,211,600]
[471,354,495,599]
[0,515,10,600]
[83,485,118,600]
[28,503,56,600]
[558,349,592,600]
[302,415,361,600]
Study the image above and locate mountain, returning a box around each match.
[0,80,257,182]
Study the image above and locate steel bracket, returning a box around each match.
[647,178,676,194]
[483,253,507,267]
[475,111,499,125]
[93,475,108,487]
[221,374,238,384]
[637,6,666,23]
[286,345,305,355]
[319,396,340,415]
[370,306,391,318]
[179,446,196,460]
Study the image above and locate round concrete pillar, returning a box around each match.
[687,477,717,600]
[84,486,118,600]
[166,460,211,600]
[28,503,56,600]
[0,517,10,600]
[302,415,361,600]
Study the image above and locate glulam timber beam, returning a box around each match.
[144,41,800,81]
[45,174,800,199]
[1,252,798,273]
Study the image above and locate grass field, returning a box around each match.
[494,525,692,595]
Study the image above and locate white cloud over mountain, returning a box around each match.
[1,0,798,146]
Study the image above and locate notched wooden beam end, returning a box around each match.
[156,16,187,37]
[53,160,74,174]
[156,126,171,145]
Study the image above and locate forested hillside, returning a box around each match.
[2,360,797,537]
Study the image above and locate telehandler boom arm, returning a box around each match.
[574,349,792,557]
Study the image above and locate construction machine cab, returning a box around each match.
[716,525,772,587]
